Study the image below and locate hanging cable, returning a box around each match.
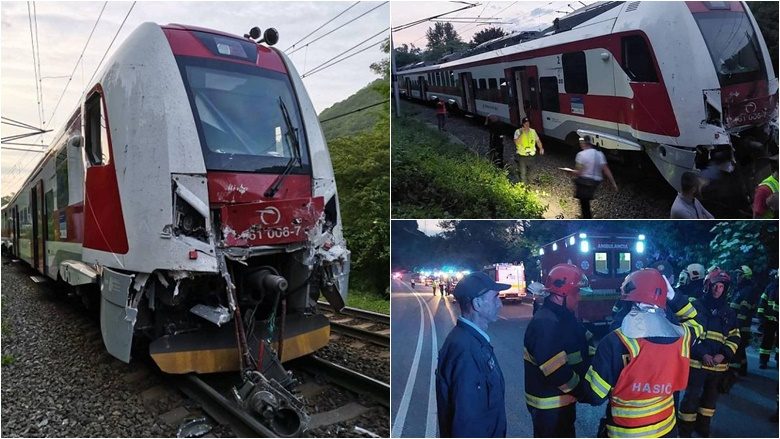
[301,27,388,77]
[302,40,380,78]
[288,1,388,55]
[27,2,43,131]
[285,1,361,52]
[319,100,390,123]
[83,1,136,89]
[32,1,44,133]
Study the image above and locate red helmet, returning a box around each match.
[620,269,668,308]
[545,264,590,297]
[703,268,731,292]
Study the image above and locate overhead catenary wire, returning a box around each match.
[288,1,388,55]
[301,27,389,77]
[33,1,44,131]
[302,40,381,78]
[319,100,390,123]
[27,2,43,132]
[285,1,361,52]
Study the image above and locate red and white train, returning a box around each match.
[1,22,350,435]
[397,1,778,195]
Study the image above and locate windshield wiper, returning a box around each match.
[264,97,302,198]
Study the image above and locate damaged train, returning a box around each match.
[1,22,350,436]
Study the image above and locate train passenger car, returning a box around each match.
[0,22,350,435]
[538,232,650,336]
[397,1,778,196]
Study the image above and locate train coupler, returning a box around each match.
[233,370,310,437]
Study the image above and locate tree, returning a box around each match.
[370,38,390,80]
[747,1,778,74]
[393,43,423,69]
[470,27,507,47]
[1,194,13,207]
[423,22,468,62]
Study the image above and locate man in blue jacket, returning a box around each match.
[436,272,509,437]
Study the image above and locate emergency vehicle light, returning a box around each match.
[580,241,590,253]
[569,236,576,245]
[636,241,645,253]
[539,248,544,255]
[638,234,646,240]
[552,243,558,251]
[579,233,587,239]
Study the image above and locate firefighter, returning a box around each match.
[582,269,703,438]
[677,263,706,301]
[678,268,740,437]
[722,266,757,389]
[523,264,592,437]
[757,270,779,369]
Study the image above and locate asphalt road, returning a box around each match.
[390,277,779,438]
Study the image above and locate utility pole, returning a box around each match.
[391,32,402,117]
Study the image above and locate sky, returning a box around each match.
[0,1,389,196]
[392,1,582,48]
[417,219,443,236]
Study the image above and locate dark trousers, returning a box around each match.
[528,405,575,438]
[760,321,778,365]
[437,113,446,131]
[490,138,504,168]
[579,198,593,219]
[679,368,723,437]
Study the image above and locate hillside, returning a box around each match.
[318,79,388,140]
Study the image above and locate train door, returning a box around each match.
[460,72,476,113]
[404,77,412,96]
[506,67,543,132]
[12,206,19,258]
[30,181,45,273]
[417,75,427,100]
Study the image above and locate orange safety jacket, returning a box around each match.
[607,329,690,435]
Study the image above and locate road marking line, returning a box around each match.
[391,287,425,438]
[413,290,439,437]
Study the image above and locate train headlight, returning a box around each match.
[261,28,279,46]
[636,241,645,253]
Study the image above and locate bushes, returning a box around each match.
[392,116,547,218]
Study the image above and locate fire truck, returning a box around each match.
[484,263,527,302]
[538,232,651,337]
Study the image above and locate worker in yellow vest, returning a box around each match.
[513,116,544,184]
[753,155,777,219]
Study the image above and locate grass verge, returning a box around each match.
[346,289,389,315]
[391,116,547,218]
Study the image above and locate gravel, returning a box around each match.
[315,335,390,383]
[398,100,675,219]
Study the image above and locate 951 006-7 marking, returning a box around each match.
[245,225,303,241]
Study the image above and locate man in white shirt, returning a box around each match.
[670,171,714,219]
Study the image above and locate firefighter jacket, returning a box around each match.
[679,279,705,302]
[729,277,758,334]
[582,294,704,438]
[688,293,740,372]
[436,318,507,438]
[523,297,593,411]
[757,281,779,325]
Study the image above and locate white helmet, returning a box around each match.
[686,263,706,281]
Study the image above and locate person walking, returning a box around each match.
[582,269,704,438]
[569,136,618,219]
[523,264,593,437]
[433,279,439,296]
[757,270,778,369]
[513,117,544,184]
[670,171,714,219]
[677,268,740,438]
[436,272,509,437]
[485,114,505,169]
[436,100,447,132]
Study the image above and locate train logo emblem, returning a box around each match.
[258,207,282,225]
[745,102,757,114]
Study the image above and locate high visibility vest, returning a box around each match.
[607,329,691,437]
[515,128,537,156]
[758,175,778,219]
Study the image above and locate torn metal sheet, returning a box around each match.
[100,268,136,363]
[190,304,232,326]
[176,417,212,438]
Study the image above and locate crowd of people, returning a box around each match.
[435,263,779,438]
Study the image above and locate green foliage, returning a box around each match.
[708,221,779,276]
[748,1,778,74]
[424,22,468,61]
[470,27,507,47]
[393,43,423,69]
[319,79,388,140]
[1,354,15,366]
[391,116,547,218]
[370,38,390,80]
[346,288,390,314]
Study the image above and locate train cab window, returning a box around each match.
[594,252,610,276]
[562,51,588,94]
[488,78,498,90]
[478,78,487,89]
[621,35,658,82]
[539,76,560,112]
[616,252,632,275]
[84,92,110,166]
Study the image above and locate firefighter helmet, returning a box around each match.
[737,265,753,279]
[545,264,591,297]
[686,263,706,281]
[620,269,668,309]
[703,268,731,292]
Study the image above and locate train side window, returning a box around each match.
[616,252,632,275]
[594,252,610,276]
[84,92,110,166]
[539,76,560,112]
[562,51,588,94]
[478,78,487,89]
[621,35,658,82]
[488,78,497,90]
[55,149,69,209]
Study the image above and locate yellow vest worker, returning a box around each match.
[514,128,539,156]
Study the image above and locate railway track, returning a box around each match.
[317,302,390,347]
